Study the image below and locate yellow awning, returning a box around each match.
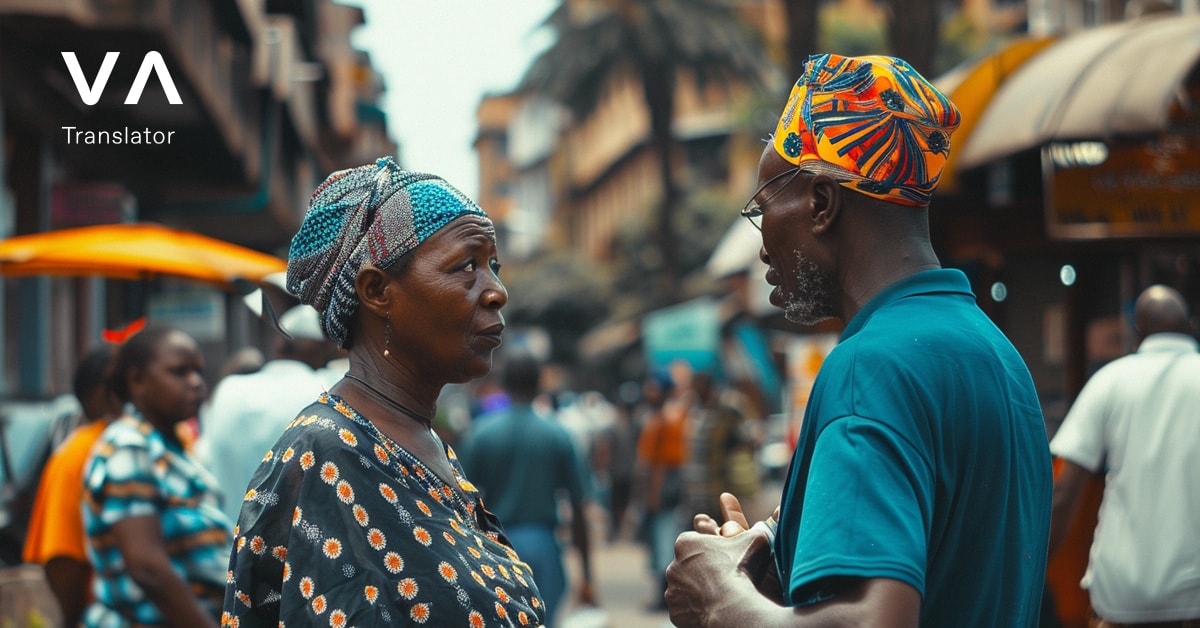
[0,223,287,288]
[958,13,1200,169]
[934,35,1058,193]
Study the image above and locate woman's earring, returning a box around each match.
[383,313,391,357]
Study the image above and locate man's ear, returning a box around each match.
[355,265,392,318]
[810,174,843,235]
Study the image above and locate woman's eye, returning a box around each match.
[462,260,477,272]
[490,260,502,274]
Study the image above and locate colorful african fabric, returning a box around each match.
[772,54,961,207]
[222,393,545,627]
[286,156,490,348]
[82,415,232,627]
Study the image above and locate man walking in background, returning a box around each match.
[1049,284,1200,627]
[459,349,597,627]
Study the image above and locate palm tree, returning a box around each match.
[521,0,768,304]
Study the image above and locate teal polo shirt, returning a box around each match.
[775,269,1052,627]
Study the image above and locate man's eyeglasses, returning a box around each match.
[740,167,805,232]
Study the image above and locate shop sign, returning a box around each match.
[1045,134,1200,238]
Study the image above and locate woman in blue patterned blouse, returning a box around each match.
[83,324,231,627]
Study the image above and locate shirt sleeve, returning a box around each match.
[1048,371,1111,473]
[785,415,933,604]
[87,433,161,525]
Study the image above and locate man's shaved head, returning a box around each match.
[1133,284,1191,338]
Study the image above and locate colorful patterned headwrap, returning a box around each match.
[772,54,961,207]
[286,156,489,347]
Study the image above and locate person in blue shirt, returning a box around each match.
[458,349,596,626]
[664,54,1052,627]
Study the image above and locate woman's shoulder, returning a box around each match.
[268,394,371,454]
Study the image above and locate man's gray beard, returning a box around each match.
[783,250,836,325]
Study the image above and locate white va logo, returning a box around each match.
[61,51,182,106]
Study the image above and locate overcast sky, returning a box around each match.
[347,0,557,200]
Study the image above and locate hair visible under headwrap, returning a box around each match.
[286,156,489,347]
[772,54,961,207]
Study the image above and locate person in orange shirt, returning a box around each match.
[22,345,123,628]
[635,366,692,610]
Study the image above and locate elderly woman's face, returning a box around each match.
[387,216,507,383]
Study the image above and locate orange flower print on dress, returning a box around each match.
[373,444,388,464]
[495,601,508,619]
[320,462,339,485]
[250,536,266,555]
[237,536,247,552]
[437,561,458,583]
[329,609,347,628]
[293,507,303,524]
[471,571,485,586]
[363,586,378,604]
[498,564,510,579]
[519,610,530,625]
[396,578,418,600]
[338,429,357,447]
[469,610,485,628]
[379,483,398,503]
[441,486,454,500]
[468,547,482,559]
[352,504,369,526]
[383,552,404,574]
[415,500,432,517]
[458,478,477,492]
[427,487,443,503]
[336,480,354,504]
[495,587,510,603]
[262,449,274,462]
[531,597,541,609]
[272,546,287,561]
[366,528,386,551]
[442,531,456,545]
[409,603,430,624]
[281,447,294,463]
[299,577,315,599]
[244,488,257,503]
[282,562,291,582]
[311,595,327,615]
[299,451,315,470]
[481,565,496,579]
[413,466,426,480]
[236,591,251,607]
[413,527,433,546]
[322,538,342,559]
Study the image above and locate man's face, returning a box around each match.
[753,147,838,326]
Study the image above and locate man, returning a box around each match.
[664,54,1052,627]
[1049,284,1200,626]
[195,304,341,523]
[23,346,124,627]
[458,349,596,627]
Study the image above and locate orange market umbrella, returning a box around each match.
[0,223,287,288]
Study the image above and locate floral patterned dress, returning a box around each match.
[222,393,545,627]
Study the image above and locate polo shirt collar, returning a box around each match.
[1136,332,1199,354]
[841,268,975,341]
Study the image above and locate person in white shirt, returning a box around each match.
[195,305,341,523]
[1049,284,1200,627]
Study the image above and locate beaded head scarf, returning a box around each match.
[286,156,490,347]
[772,54,961,207]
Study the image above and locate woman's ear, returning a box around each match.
[355,265,392,318]
[810,174,843,235]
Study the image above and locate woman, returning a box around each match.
[82,324,230,627]
[223,157,545,627]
